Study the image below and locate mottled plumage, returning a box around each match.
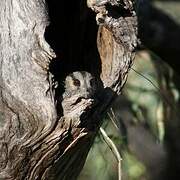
[62,71,101,117]
[63,71,97,99]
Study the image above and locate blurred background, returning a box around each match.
[78,0,180,179]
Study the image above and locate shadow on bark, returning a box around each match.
[0,0,137,179]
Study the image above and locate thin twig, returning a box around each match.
[131,67,176,111]
[107,108,119,131]
[100,127,122,180]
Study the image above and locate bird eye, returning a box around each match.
[73,79,80,87]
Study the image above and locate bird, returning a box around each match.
[61,71,102,117]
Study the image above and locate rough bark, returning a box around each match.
[0,0,138,179]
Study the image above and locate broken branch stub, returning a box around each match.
[87,0,137,93]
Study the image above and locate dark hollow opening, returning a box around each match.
[44,0,102,116]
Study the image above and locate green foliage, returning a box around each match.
[78,50,180,180]
[123,151,146,180]
[155,1,180,24]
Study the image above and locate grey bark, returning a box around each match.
[0,0,138,179]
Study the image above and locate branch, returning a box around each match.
[100,127,122,180]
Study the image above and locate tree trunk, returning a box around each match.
[0,0,138,179]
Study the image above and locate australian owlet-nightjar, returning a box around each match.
[62,71,102,117]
